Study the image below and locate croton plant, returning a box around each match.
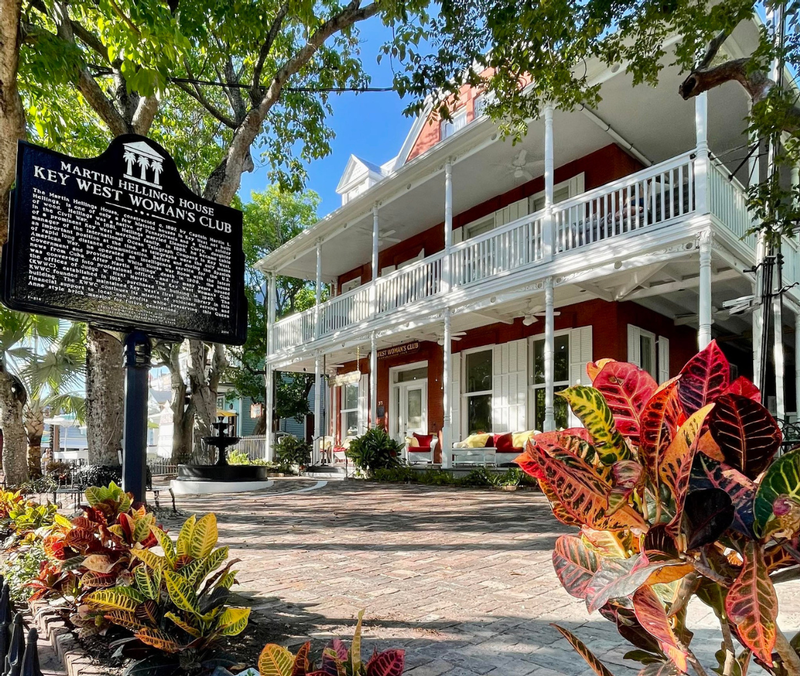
[516,340,800,676]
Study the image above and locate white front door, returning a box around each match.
[393,381,428,441]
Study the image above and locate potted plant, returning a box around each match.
[346,428,402,477]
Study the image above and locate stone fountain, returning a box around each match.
[172,415,272,494]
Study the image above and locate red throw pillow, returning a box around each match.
[413,433,434,447]
[494,433,515,453]
[486,434,497,448]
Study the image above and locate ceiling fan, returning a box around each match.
[508,148,542,182]
[436,331,466,345]
[520,303,560,326]
[358,224,401,244]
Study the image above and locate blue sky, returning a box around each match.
[238,18,417,218]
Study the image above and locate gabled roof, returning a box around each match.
[335,155,387,194]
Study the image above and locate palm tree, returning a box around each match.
[137,155,150,181]
[0,309,58,486]
[21,322,86,478]
[123,150,136,176]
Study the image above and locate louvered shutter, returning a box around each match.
[491,340,528,433]
[568,326,593,427]
[627,324,640,364]
[451,352,461,440]
[658,336,670,383]
[357,373,369,434]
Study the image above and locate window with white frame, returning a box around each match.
[341,383,360,438]
[473,94,487,119]
[530,174,585,212]
[531,334,570,430]
[340,277,361,294]
[463,349,493,434]
[628,325,670,383]
[441,109,468,140]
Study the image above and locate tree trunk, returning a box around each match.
[0,0,26,250]
[24,407,44,478]
[0,371,27,486]
[253,409,266,436]
[85,329,124,465]
[188,341,226,462]
[165,342,193,464]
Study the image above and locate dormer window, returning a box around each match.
[473,94,486,119]
[441,109,467,140]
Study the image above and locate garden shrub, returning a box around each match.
[84,511,249,671]
[518,340,800,675]
[275,435,312,468]
[347,428,402,475]
[258,610,403,675]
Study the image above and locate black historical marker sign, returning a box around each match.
[1,135,247,344]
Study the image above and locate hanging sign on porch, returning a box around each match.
[330,370,362,387]
[0,135,247,345]
[377,341,420,360]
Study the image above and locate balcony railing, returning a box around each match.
[272,150,761,355]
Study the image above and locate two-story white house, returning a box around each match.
[257,19,800,467]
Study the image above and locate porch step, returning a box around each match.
[302,465,348,480]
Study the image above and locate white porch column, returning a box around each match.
[314,241,322,340]
[543,104,555,260]
[314,353,322,464]
[265,271,277,461]
[753,234,766,385]
[443,160,453,293]
[371,204,380,316]
[698,230,713,349]
[544,276,555,431]
[695,91,710,215]
[774,277,785,420]
[442,308,452,468]
[370,331,377,429]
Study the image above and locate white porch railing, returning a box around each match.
[319,283,371,334]
[274,309,315,352]
[271,150,769,355]
[709,160,757,248]
[377,251,445,312]
[451,211,544,286]
[554,152,696,252]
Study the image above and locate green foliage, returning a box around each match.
[275,436,312,468]
[258,610,404,676]
[372,465,535,488]
[346,428,403,475]
[2,539,47,603]
[517,342,800,675]
[226,449,273,467]
[84,512,249,663]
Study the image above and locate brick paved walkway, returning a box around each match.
[166,480,800,676]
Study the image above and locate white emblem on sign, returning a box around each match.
[122,141,164,188]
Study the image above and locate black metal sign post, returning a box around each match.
[122,331,151,504]
[0,135,246,502]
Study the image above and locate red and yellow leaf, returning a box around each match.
[588,358,616,383]
[640,379,685,486]
[724,541,778,666]
[632,586,680,649]
[553,535,599,599]
[592,362,658,445]
[134,628,183,654]
[725,376,760,402]
[259,644,295,676]
[696,431,724,462]
[292,642,311,676]
[660,404,713,508]
[677,339,730,414]
[551,624,617,676]
[365,649,405,676]
[558,386,631,464]
[708,393,781,479]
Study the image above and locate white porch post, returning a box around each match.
[443,160,453,292]
[774,278,785,420]
[314,240,322,339]
[442,308,452,468]
[751,114,764,384]
[543,104,555,260]
[370,331,377,429]
[314,353,322,464]
[698,230,713,349]
[695,91,710,215]
[371,204,379,316]
[265,271,277,461]
[544,276,555,431]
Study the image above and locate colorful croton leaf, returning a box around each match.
[518,345,800,676]
[591,361,657,445]
[708,393,781,480]
[550,624,617,676]
[725,541,778,666]
[258,611,404,676]
[677,340,730,414]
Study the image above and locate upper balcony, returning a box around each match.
[268,150,775,360]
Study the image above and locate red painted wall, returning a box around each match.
[330,299,697,440]
[336,144,643,289]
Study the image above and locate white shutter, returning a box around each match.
[380,265,396,276]
[568,327,593,427]
[451,352,461,441]
[492,339,528,433]
[495,197,529,228]
[658,336,670,383]
[453,228,463,244]
[357,373,369,435]
[627,324,640,364]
